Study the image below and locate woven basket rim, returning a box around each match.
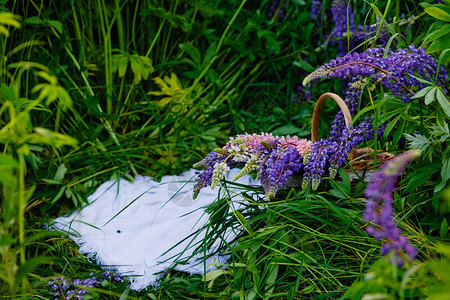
[310,92,394,171]
[311,92,352,142]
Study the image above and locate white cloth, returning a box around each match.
[49,169,257,290]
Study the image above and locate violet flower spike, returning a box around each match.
[364,150,421,267]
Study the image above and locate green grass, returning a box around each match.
[0,0,449,298]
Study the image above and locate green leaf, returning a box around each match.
[119,286,130,300]
[435,157,450,192]
[393,117,406,145]
[264,263,279,296]
[425,7,450,22]
[439,48,450,65]
[51,186,66,204]
[271,124,309,137]
[352,100,385,123]
[383,114,402,140]
[23,16,43,25]
[33,127,78,147]
[411,86,433,99]
[293,60,315,72]
[0,12,21,29]
[431,123,450,142]
[383,33,400,58]
[404,133,431,153]
[409,73,434,85]
[53,164,67,183]
[427,33,450,53]
[130,57,141,84]
[436,88,450,118]
[118,55,128,77]
[329,180,349,199]
[425,87,437,105]
[14,257,53,288]
[436,3,450,15]
[338,167,351,193]
[423,23,450,46]
[203,269,228,282]
[179,42,201,68]
[440,218,449,238]
[47,20,63,33]
[404,167,436,192]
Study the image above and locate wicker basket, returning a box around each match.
[311,93,394,179]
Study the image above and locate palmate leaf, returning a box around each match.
[111,51,154,84]
[147,73,187,108]
[430,123,450,142]
[31,127,78,148]
[425,87,437,105]
[31,71,73,111]
[404,133,432,154]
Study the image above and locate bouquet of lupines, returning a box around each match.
[193,133,313,200]
[192,123,377,199]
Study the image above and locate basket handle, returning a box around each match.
[311,93,353,142]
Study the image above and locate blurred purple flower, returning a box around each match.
[310,0,322,19]
[268,0,286,21]
[364,150,421,266]
[47,271,124,300]
[331,0,355,55]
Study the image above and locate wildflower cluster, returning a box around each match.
[364,150,420,266]
[193,133,312,199]
[302,119,377,190]
[331,0,355,55]
[304,44,448,140]
[193,122,379,198]
[304,45,448,100]
[330,0,389,55]
[310,0,322,19]
[47,271,124,300]
[268,0,286,21]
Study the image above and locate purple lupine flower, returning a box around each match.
[330,0,391,55]
[293,82,314,104]
[353,23,391,49]
[193,152,225,199]
[193,133,312,198]
[303,45,447,150]
[302,138,331,190]
[258,145,303,198]
[302,119,376,190]
[364,150,421,266]
[103,270,125,282]
[331,0,356,55]
[310,0,322,19]
[268,0,286,21]
[304,45,448,102]
[47,271,125,299]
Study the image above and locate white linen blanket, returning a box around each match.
[50,168,257,290]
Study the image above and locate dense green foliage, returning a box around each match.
[0,0,449,299]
